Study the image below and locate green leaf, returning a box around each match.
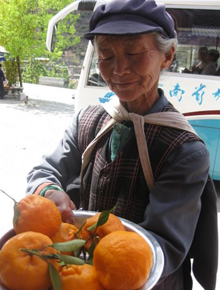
[74,248,81,257]
[87,240,96,265]
[87,208,114,231]
[87,222,97,232]
[57,254,85,265]
[13,202,20,227]
[49,263,62,290]
[87,258,93,266]
[96,209,111,227]
[52,239,85,252]
[58,261,65,266]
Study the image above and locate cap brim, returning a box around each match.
[84,15,165,40]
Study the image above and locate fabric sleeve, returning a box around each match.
[26,109,84,195]
[139,140,210,278]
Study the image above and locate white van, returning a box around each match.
[46,0,220,181]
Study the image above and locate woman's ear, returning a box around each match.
[161,46,175,69]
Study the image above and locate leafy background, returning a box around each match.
[0,0,92,88]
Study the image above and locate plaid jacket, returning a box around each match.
[77,104,200,223]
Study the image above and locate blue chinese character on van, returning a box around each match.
[213,89,220,100]
[192,84,206,105]
[169,83,185,102]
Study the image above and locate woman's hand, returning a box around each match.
[44,190,76,224]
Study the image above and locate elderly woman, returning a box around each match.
[26,0,217,289]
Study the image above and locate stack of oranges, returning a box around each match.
[0,194,153,290]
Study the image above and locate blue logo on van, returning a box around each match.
[99,91,115,103]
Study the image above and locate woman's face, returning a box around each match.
[96,34,174,113]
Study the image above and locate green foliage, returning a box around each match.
[22,57,69,87]
[5,59,19,86]
[0,0,80,64]
[44,61,69,80]
[22,57,47,84]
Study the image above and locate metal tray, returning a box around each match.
[0,210,164,290]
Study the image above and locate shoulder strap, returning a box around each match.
[80,118,117,177]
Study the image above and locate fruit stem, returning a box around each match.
[75,220,86,237]
[0,189,18,204]
[20,248,42,257]
[20,248,57,261]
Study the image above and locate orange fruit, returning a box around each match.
[50,222,79,255]
[59,264,105,290]
[14,194,62,237]
[51,222,79,243]
[0,231,59,290]
[81,213,125,249]
[93,230,153,290]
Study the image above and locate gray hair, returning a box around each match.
[94,33,177,56]
[152,32,178,56]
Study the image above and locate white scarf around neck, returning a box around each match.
[81,96,197,191]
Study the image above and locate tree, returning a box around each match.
[0,0,80,86]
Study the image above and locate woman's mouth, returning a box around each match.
[114,82,136,89]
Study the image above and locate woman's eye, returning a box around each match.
[98,56,113,61]
[127,52,139,56]
[128,52,138,55]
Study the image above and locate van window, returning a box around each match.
[87,53,107,87]
[167,8,220,75]
[86,7,220,86]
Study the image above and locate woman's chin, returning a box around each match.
[113,89,139,102]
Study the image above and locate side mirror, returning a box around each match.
[51,23,58,53]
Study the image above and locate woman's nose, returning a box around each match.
[113,56,131,76]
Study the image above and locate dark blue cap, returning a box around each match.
[84,0,177,40]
